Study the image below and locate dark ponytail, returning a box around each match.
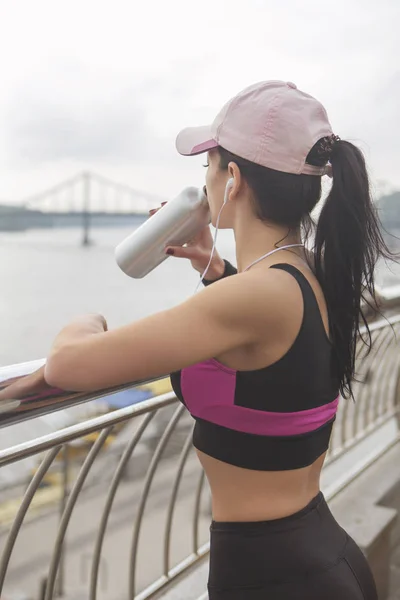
[217,141,392,399]
[314,141,391,398]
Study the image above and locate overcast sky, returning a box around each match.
[0,0,399,204]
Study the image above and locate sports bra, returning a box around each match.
[170,261,340,471]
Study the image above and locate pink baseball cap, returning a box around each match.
[176,80,333,176]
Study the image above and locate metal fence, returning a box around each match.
[0,290,400,600]
[0,393,212,600]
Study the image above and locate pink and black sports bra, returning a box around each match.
[170,262,340,471]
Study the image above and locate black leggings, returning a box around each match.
[208,493,378,599]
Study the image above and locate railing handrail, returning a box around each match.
[0,392,177,468]
[0,285,399,430]
[0,364,168,429]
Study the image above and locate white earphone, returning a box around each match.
[194,177,234,292]
[223,177,234,204]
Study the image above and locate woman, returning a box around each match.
[0,80,387,598]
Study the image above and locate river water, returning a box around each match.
[0,226,398,367]
[0,226,237,366]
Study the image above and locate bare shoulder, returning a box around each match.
[194,265,305,334]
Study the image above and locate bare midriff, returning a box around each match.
[197,449,326,522]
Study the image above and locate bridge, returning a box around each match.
[0,172,166,245]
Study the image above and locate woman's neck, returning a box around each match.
[233,211,302,273]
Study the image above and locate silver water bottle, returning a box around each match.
[115,187,210,278]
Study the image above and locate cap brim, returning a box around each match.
[176,125,218,156]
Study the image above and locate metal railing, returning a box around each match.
[0,286,400,600]
[0,392,210,600]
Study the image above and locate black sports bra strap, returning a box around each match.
[270,263,330,340]
[270,263,316,299]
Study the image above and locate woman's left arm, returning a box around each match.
[45,273,272,392]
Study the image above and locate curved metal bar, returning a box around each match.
[357,326,395,433]
[134,542,210,600]
[89,411,156,600]
[362,348,390,434]
[336,330,374,455]
[44,428,112,600]
[370,336,394,421]
[129,404,185,600]
[351,326,392,440]
[329,325,393,460]
[353,351,383,436]
[341,326,385,446]
[327,324,400,466]
[382,323,400,416]
[0,393,176,468]
[163,427,194,576]
[379,355,400,421]
[366,337,396,429]
[0,445,61,594]
[0,354,168,430]
[193,469,206,555]
[367,312,400,332]
[370,332,400,423]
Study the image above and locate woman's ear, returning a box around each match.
[228,162,242,197]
